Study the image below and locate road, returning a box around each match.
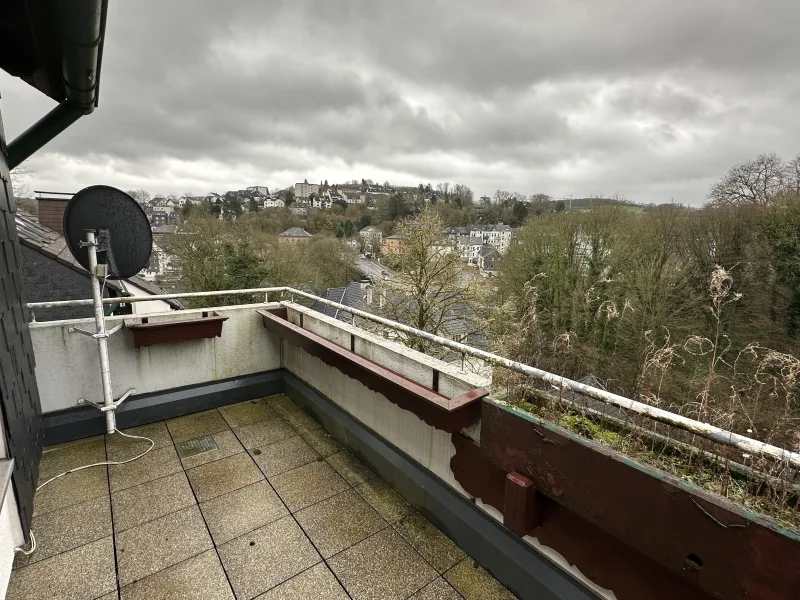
[356,258,390,281]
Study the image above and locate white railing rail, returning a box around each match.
[27,287,800,470]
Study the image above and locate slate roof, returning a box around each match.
[279,227,312,238]
[310,282,365,323]
[15,211,183,308]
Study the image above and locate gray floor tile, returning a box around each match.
[111,471,196,533]
[255,563,349,600]
[200,480,288,545]
[279,404,322,433]
[219,399,279,428]
[120,550,234,600]
[300,428,342,458]
[251,436,320,478]
[444,558,517,600]
[106,422,173,460]
[14,495,111,568]
[108,445,182,493]
[411,578,464,600]
[394,513,466,574]
[166,409,229,443]
[218,516,320,600]
[115,505,213,587]
[186,452,263,502]
[328,528,437,600]
[327,451,375,486]
[96,593,119,600]
[265,395,297,414]
[355,479,414,524]
[180,429,245,470]
[33,465,108,516]
[38,436,106,481]
[233,418,295,451]
[270,460,350,512]
[6,536,116,600]
[296,489,387,558]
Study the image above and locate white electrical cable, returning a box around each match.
[13,429,154,556]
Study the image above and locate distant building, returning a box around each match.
[383,233,406,255]
[479,244,500,275]
[247,186,269,195]
[289,201,310,216]
[359,225,383,247]
[279,227,313,244]
[457,236,484,264]
[312,195,332,210]
[263,197,284,209]
[295,180,320,200]
[469,223,514,253]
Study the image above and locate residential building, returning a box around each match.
[279,227,313,244]
[479,244,500,275]
[289,201,310,216]
[469,223,514,253]
[457,235,484,264]
[295,180,320,199]
[263,196,284,209]
[312,195,332,210]
[247,185,269,195]
[359,225,383,248]
[383,233,406,255]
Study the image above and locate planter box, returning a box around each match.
[124,311,228,348]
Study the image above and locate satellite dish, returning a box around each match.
[63,185,152,279]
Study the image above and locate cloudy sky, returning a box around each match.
[1,0,798,204]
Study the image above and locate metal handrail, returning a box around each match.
[26,286,800,469]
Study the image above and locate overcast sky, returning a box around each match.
[1,0,798,204]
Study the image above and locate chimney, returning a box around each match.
[37,197,70,234]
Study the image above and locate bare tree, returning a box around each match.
[708,153,787,206]
[436,182,450,200]
[127,189,151,205]
[451,183,474,207]
[375,208,475,351]
[787,153,800,194]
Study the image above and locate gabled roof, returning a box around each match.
[279,227,312,237]
[15,211,183,308]
[360,226,380,233]
[386,233,405,240]
[310,282,365,323]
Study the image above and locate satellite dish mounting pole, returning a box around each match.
[84,229,117,433]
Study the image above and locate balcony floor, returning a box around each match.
[8,395,517,600]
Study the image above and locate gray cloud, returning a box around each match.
[1,0,799,204]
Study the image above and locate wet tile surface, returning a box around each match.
[119,550,234,600]
[166,409,230,443]
[219,398,278,428]
[186,451,264,501]
[327,451,375,486]
[233,417,296,450]
[115,505,213,586]
[251,435,320,477]
[300,428,343,458]
[255,563,349,600]
[14,495,112,568]
[33,465,109,516]
[295,489,387,558]
[270,460,350,512]
[394,513,466,573]
[411,578,464,600]
[200,480,288,545]
[108,445,182,493]
[14,396,508,600]
[328,528,437,600]
[356,478,414,524]
[444,558,517,600]
[180,429,244,470]
[218,516,321,600]
[111,471,196,533]
[7,536,116,600]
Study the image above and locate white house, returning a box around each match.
[469,223,514,253]
[457,236,484,264]
[263,197,284,209]
[313,195,333,209]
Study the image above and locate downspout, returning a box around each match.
[7,0,107,169]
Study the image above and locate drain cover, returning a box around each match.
[176,435,218,458]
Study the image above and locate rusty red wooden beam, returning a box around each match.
[452,402,800,600]
[257,309,487,433]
